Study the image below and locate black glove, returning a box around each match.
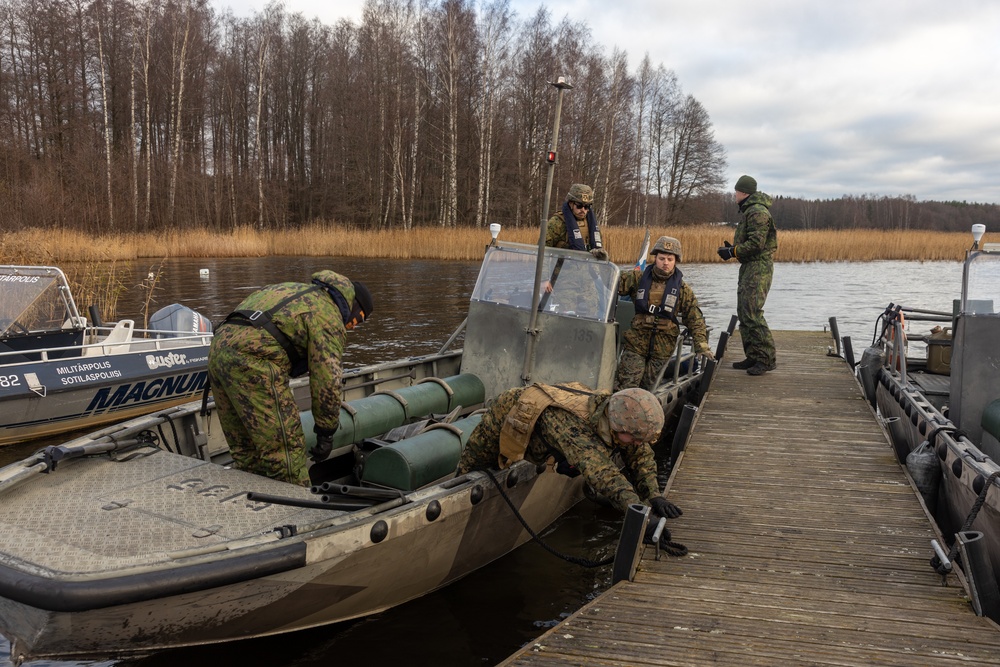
[309,433,334,463]
[643,521,672,545]
[650,496,682,519]
[717,240,735,261]
[590,247,609,261]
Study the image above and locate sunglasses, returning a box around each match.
[571,202,592,210]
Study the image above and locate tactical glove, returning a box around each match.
[590,247,610,261]
[717,240,736,261]
[650,496,683,519]
[309,432,335,463]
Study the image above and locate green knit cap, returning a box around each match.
[735,175,757,194]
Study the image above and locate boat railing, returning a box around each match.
[0,328,213,365]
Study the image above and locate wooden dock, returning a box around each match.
[501,330,1000,666]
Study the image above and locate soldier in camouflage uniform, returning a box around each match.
[542,184,609,315]
[717,175,778,376]
[545,184,608,259]
[616,236,713,391]
[457,383,682,522]
[208,271,374,485]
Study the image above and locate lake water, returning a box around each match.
[0,257,963,667]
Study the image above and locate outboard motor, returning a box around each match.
[149,304,213,338]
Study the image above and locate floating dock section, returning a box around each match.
[502,330,1000,666]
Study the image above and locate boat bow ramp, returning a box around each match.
[502,329,1000,666]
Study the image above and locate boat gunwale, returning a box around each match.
[0,456,534,614]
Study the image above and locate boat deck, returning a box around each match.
[501,330,1000,666]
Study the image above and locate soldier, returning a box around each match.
[208,270,373,485]
[616,236,714,391]
[545,183,608,259]
[717,175,778,376]
[457,383,682,527]
[542,184,609,315]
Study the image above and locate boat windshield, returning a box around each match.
[470,242,619,322]
[0,266,82,336]
[963,250,1000,315]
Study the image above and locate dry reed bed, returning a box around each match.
[1,225,988,265]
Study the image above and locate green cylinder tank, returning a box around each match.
[361,414,483,491]
[300,374,484,449]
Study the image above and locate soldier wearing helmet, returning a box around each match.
[545,183,608,260]
[540,184,610,312]
[208,270,374,485]
[616,235,713,391]
[457,382,682,522]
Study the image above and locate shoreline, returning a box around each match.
[1,225,988,265]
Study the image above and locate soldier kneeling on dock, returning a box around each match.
[457,384,682,542]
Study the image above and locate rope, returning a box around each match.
[935,470,1000,575]
[483,469,613,568]
[659,537,689,558]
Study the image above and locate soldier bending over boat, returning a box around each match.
[457,384,682,538]
[208,270,374,485]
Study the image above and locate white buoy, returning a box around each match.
[199,268,210,277]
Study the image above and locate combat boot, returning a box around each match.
[732,358,755,370]
[747,362,770,376]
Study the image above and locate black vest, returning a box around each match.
[560,202,603,251]
[634,266,682,324]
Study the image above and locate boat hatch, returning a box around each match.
[951,249,1000,443]
[461,242,621,399]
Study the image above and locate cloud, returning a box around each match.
[221,0,1000,202]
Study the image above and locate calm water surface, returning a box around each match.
[1,258,962,667]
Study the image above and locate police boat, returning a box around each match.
[847,224,1000,620]
[0,231,718,662]
[0,265,213,446]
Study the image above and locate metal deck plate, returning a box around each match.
[0,450,333,575]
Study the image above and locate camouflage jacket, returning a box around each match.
[734,191,778,263]
[224,282,347,434]
[618,267,710,355]
[458,384,660,510]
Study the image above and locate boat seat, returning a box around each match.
[84,320,134,356]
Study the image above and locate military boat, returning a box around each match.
[0,265,213,446]
[0,230,721,662]
[851,224,1000,619]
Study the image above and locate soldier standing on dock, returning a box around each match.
[718,174,778,375]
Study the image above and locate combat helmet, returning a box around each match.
[651,236,682,262]
[566,184,594,205]
[607,388,664,443]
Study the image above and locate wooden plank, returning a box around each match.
[502,330,1000,667]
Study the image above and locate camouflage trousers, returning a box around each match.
[208,327,310,485]
[614,349,673,392]
[737,259,776,366]
[457,390,649,512]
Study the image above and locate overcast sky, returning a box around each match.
[221,0,1000,204]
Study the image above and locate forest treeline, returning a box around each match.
[0,0,997,237]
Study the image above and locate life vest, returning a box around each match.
[560,202,603,251]
[634,266,683,324]
[220,285,322,377]
[498,382,610,469]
